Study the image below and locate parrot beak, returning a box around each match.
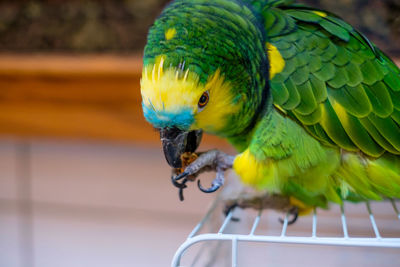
[160,128,203,168]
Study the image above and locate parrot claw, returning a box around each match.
[171,175,188,189]
[223,202,240,222]
[278,206,299,225]
[174,171,189,181]
[197,180,221,193]
[173,150,234,197]
[223,193,297,223]
[197,167,225,193]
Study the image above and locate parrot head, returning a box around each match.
[140,0,270,168]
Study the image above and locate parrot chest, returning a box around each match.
[232,109,400,204]
[232,110,341,201]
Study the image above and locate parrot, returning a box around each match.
[140,0,400,220]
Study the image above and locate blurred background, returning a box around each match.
[0,0,399,267]
[0,0,399,54]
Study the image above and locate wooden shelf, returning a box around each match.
[0,54,229,147]
[0,54,397,146]
[0,54,149,142]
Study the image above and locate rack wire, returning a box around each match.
[171,199,400,267]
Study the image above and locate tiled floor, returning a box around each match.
[1,139,400,267]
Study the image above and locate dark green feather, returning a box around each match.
[271,81,289,105]
[281,77,301,109]
[368,114,400,151]
[268,5,400,157]
[294,81,317,115]
[365,81,393,118]
[293,105,321,125]
[359,118,400,154]
[327,85,372,117]
[320,100,358,151]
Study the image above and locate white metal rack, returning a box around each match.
[171,199,400,267]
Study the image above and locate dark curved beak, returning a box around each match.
[160,127,203,168]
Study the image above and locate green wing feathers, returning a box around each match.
[267,7,400,157]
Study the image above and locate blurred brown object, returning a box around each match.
[0,54,397,144]
[0,0,170,53]
[0,54,150,142]
[0,0,398,56]
[0,0,398,145]
[0,54,229,147]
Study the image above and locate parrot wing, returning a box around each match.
[265,4,400,157]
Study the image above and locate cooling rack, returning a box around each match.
[171,198,400,267]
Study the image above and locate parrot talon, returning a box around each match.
[278,207,299,225]
[223,203,240,222]
[197,179,221,193]
[171,175,188,189]
[197,168,225,193]
[172,150,234,199]
[174,171,189,181]
[197,167,226,194]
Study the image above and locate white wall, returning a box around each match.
[1,139,400,267]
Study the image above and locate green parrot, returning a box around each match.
[140,0,400,216]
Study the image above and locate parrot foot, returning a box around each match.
[173,149,235,194]
[223,202,240,222]
[223,193,300,224]
[278,206,299,225]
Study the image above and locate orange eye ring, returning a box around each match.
[198,91,209,109]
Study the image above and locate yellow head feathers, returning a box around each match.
[165,28,177,40]
[141,56,201,113]
[140,56,239,133]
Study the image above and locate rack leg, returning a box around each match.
[232,238,238,267]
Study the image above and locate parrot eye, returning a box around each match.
[198,91,209,110]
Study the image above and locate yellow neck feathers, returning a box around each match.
[267,43,285,79]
